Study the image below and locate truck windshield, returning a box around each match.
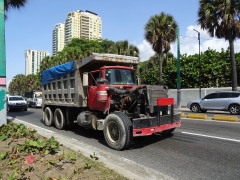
[105,69,136,85]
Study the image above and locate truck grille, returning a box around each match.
[16,103,24,105]
[146,85,168,113]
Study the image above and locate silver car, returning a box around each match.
[187,91,240,115]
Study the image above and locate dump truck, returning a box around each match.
[42,53,181,150]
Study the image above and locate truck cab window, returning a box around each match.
[105,69,136,85]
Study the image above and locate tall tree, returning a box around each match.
[197,0,240,91]
[9,74,25,95]
[144,12,178,85]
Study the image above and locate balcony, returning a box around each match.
[81,32,89,36]
[81,27,89,30]
[81,16,89,20]
[81,18,89,23]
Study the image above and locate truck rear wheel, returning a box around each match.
[103,112,132,150]
[54,108,66,130]
[44,107,53,126]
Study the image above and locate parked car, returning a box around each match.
[7,95,28,112]
[187,91,240,115]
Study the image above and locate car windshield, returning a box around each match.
[105,69,136,85]
[9,97,24,101]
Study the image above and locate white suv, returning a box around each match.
[187,91,240,115]
[7,95,28,112]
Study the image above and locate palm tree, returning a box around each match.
[4,0,28,19]
[9,74,26,95]
[144,12,178,85]
[108,40,139,57]
[25,74,37,91]
[197,0,240,91]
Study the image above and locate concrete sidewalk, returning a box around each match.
[7,116,176,180]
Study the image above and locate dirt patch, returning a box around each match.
[0,122,128,180]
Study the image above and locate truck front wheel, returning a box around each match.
[54,108,66,130]
[103,112,132,150]
[44,107,53,126]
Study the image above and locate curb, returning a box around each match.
[177,108,239,122]
[213,115,238,122]
[187,113,208,119]
[7,116,176,180]
[181,113,239,122]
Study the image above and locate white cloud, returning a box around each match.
[137,40,155,61]
[137,25,240,60]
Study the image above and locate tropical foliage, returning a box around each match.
[39,38,139,73]
[144,12,178,85]
[197,0,240,91]
[8,74,41,95]
[137,48,240,89]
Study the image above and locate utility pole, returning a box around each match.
[193,29,201,98]
[0,0,7,126]
[177,28,181,108]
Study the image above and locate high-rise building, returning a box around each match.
[25,50,50,76]
[64,10,102,45]
[52,23,65,56]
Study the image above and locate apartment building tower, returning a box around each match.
[52,23,65,56]
[25,50,50,76]
[64,10,102,45]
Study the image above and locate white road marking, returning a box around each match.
[71,138,78,141]
[16,119,54,133]
[182,131,240,143]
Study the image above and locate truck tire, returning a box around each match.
[44,107,53,126]
[54,108,66,130]
[103,112,132,150]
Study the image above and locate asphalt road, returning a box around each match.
[7,108,240,180]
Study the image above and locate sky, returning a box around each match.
[5,0,240,88]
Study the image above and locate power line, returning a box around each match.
[182,35,240,43]
[139,35,240,55]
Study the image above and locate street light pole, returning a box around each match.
[177,28,181,108]
[168,25,181,108]
[193,29,201,99]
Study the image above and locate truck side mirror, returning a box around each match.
[83,72,89,86]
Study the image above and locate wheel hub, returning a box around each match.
[109,122,119,141]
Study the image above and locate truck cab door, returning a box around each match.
[88,71,101,110]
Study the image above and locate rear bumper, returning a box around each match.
[132,113,181,137]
